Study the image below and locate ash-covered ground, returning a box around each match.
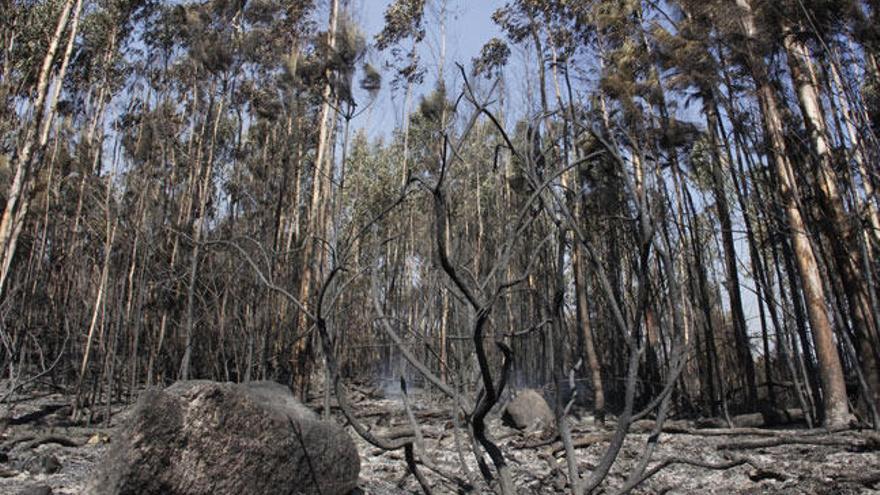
[1,384,878,494]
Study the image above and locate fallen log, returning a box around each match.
[716,434,880,451]
[379,425,445,441]
[8,404,69,425]
[551,433,613,456]
[675,427,823,437]
[24,434,85,450]
[625,456,757,488]
[695,409,804,429]
[348,384,384,400]
[834,471,880,488]
[1,433,85,451]
[629,419,692,434]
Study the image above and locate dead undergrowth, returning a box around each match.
[0,385,877,494]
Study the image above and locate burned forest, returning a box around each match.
[1,0,880,493]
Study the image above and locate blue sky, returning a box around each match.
[357,0,503,69]
[348,0,506,137]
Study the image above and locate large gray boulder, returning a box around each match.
[90,380,359,495]
[502,389,555,432]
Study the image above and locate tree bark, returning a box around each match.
[294,0,339,395]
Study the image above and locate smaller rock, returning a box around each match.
[502,389,555,432]
[24,453,61,475]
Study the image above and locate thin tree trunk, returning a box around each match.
[180,95,225,380]
[294,0,339,395]
[704,92,757,409]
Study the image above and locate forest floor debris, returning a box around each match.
[0,387,878,494]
